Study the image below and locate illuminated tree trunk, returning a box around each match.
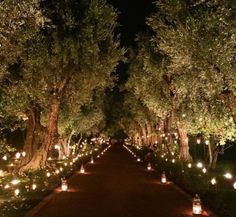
[19,94,60,171]
[177,123,192,161]
[17,105,43,170]
[141,124,147,144]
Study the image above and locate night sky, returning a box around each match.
[107,0,155,85]
[107,0,155,46]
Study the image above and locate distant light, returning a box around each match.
[11,179,20,185]
[14,189,20,196]
[202,168,207,174]
[15,152,21,159]
[172,159,175,163]
[2,155,7,161]
[137,157,141,162]
[224,173,232,179]
[196,139,201,144]
[32,184,37,190]
[233,181,236,190]
[210,178,216,185]
[46,172,51,177]
[187,163,192,168]
[205,140,210,145]
[22,151,26,157]
[196,162,203,168]
[147,163,152,171]
[4,184,10,189]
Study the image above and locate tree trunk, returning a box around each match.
[141,124,147,145]
[177,123,192,161]
[17,105,43,170]
[19,94,60,171]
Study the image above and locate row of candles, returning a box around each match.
[123,145,205,215]
[60,145,111,192]
[0,141,111,198]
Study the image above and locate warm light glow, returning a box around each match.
[80,165,85,174]
[196,139,201,144]
[2,155,7,161]
[192,194,202,215]
[4,184,10,189]
[46,172,51,177]
[202,168,207,174]
[233,181,236,190]
[90,157,94,164]
[11,179,20,185]
[61,179,68,192]
[187,163,192,168]
[147,163,152,171]
[161,172,167,184]
[224,173,232,179]
[15,152,21,159]
[32,184,37,190]
[14,189,20,196]
[60,167,63,172]
[171,159,175,163]
[22,151,26,157]
[196,162,203,168]
[137,157,141,162]
[210,178,216,185]
[205,140,209,145]
[97,155,100,158]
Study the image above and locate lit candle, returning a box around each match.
[161,171,167,184]
[192,194,202,215]
[80,164,85,174]
[61,178,68,192]
[147,163,152,171]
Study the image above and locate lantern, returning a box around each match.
[80,164,85,174]
[61,178,68,192]
[147,163,152,171]
[161,171,167,184]
[192,194,202,215]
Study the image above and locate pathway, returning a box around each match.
[27,145,215,217]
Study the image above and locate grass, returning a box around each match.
[0,144,107,217]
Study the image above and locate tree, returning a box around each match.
[0,0,44,78]
[16,0,124,171]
